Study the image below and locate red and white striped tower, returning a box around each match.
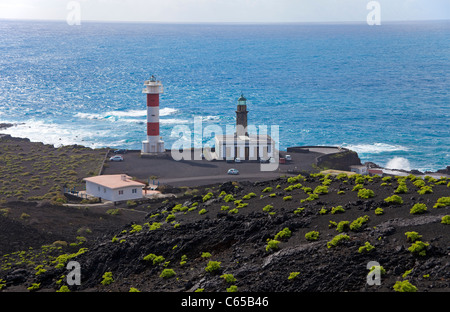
[141,76,165,154]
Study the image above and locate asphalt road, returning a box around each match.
[102,149,320,187]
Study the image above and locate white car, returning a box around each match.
[110,155,123,162]
[227,168,239,175]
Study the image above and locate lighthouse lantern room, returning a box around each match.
[141,76,165,154]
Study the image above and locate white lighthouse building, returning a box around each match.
[142,76,165,154]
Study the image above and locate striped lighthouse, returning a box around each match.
[141,76,165,154]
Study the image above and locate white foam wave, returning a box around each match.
[75,107,179,121]
[0,120,109,148]
[160,118,189,124]
[385,157,411,171]
[343,143,409,154]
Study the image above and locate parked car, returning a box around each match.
[235,158,241,163]
[285,155,292,161]
[110,155,123,162]
[227,168,239,175]
[114,149,127,154]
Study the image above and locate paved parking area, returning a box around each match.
[102,149,320,187]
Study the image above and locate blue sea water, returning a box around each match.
[0,20,449,172]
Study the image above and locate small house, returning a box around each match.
[83,174,145,202]
[349,165,368,175]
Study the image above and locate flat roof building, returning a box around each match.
[83,174,145,202]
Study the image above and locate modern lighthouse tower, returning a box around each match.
[142,76,165,154]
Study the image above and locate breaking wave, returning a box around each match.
[342,143,409,154]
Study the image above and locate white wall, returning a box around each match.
[85,181,142,202]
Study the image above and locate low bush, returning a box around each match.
[410,203,427,215]
[274,228,291,240]
[205,261,221,274]
[408,241,429,256]
[265,239,280,252]
[417,186,433,195]
[357,188,375,199]
[384,195,403,205]
[358,242,375,253]
[262,187,273,193]
[283,196,292,201]
[350,215,370,232]
[263,205,273,212]
[413,179,426,188]
[441,215,450,224]
[101,272,114,286]
[160,269,176,278]
[405,231,422,242]
[336,221,350,233]
[393,280,417,292]
[433,196,450,208]
[331,205,345,214]
[288,272,300,280]
[305,231,320,241]
[394,183,408,194]
[220,274,236,283]
[313,185,328,195]
[327,234,350,248]
[202,192,213,202]
[374,207,384,215]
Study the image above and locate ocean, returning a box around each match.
[0,20,449,172]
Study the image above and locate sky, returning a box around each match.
[0,0,449,23]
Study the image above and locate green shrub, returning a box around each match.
[336,221,350,233]
[357,188,375,199]
[220,274,236,283]
[352,184,364,192]
[262,187,273,193]
[358,242,375,253]
[165,213,176,222]
[441,215,450,224]
[293,207,305,214]
[27,283,41,291]
[223,194,235,202]
[288,272,300,280]
[394,183,408,194]
[331,205,345,214]
[350,215,370,232]
[327,234,350,248]
[205,261,221,274]
[305,231,320,241]
[242,192,256,199]
[228,208,238,214]
[319,208,328,215]
[159,269,176,278]
[202,192,214,202]
[263,204,273,212]
[226,285,238,292]
[274,228,291,240]
[393,280,417,292]
[413,179,426,188]
[417,186,433,195]
[265,239,280,252]
[198,209,207,215]
[410,203,427,214]
[201,252,212,259]
[408,241,429,256]
[129,224,142,233]
[384,195,403,205]
[221,205,230,211]
[337,190,345,195]
[269,193,276,197]
[374,207,384,215]
[283,196,292,201]
[126,200,138,208]
[433,197,450,208]
[301,193,319,203]
[101,272,114,286]
[313,185,328,195]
